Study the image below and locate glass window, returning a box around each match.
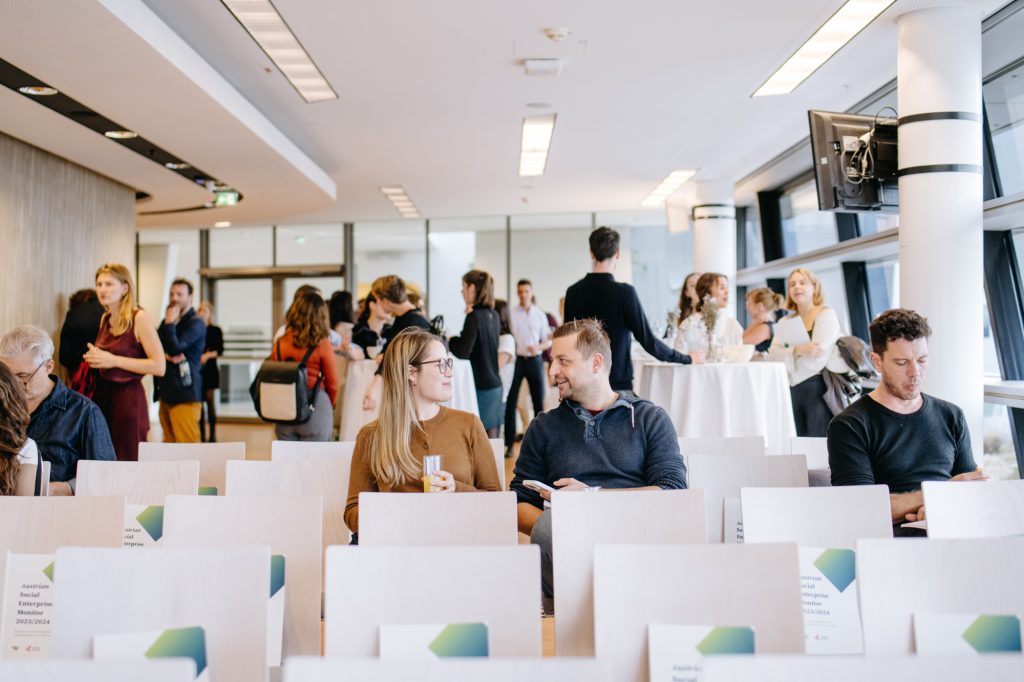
[137,228,201,313]
[353,220,427,309]
[215,278,273,418]
[857,212,899,236]
[509,213,593,322]
[866,259,898,319]
[983,303,999,378]
[983,402,1021,480]
[427,216,507,335]
[276,224,343,266]
[984,61,1024,196]
[780,178,838,256]
[209,226,273,267]
[743,208,764,268]
[814,266,850,332]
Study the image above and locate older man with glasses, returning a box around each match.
[0,325,114,494]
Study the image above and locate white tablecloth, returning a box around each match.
[337,358,479,442]
[636,361,796,454]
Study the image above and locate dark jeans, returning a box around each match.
[790,373,833,437]
[504,355,546,446]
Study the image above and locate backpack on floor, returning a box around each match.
[249,340,323,424]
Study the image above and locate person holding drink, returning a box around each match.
[344,328,502,537]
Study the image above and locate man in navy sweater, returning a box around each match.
[510,319,686,610]
[563,227,703,396]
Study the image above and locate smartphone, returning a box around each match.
[524,480,555,493]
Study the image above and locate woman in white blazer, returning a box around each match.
[768,268,847,436]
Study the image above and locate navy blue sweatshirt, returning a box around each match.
[564,273,691,391]
[510,394,686,509]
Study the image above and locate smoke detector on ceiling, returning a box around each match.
[524,58,563,76]
[544,27,571,41]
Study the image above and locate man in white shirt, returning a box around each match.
[505,279,552,454]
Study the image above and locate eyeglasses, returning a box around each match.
[15,360,47,385]
[413,357,454,374]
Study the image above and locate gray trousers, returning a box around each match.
[531,508,554,606]
[274,390,333,442]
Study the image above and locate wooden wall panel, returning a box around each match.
[0,132,135,337]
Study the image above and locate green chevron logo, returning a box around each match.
[962,615,1022,653]
[428,623,488,657]
[813,548,856,593]
[136,505,164,542]
[696,626,755,655]
[270,555,285,598]
[145,626,207,675]
[42,561,54,583]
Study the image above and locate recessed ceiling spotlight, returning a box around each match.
[213,221,232,228]
[104,130,138,139]
[164,161,191,170]
[526,102,551,110]
[221,0,338,103]
[18,85,58,96]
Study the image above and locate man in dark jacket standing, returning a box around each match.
[563,227,702,396]
[157,278,206,443]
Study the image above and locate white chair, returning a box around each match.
[226,459,351,550]
[741,485,892,547]
[0,497,124,615]
[701,655,1024,681]
[52,546,269,682]
[593,543,805,682]
[283,657,606,681]
[75,460,200,505]
[552,490,707,656]
[489,438,506,489]
[271,440,356,461]
[324,545,541,657]
[679,436,766,457]
[162,494,324,658]
[138,441,245,494]
[358,492,517,546]
[0,660,196,682]
[788,436,830,469]
[688,454,808,542]
[14,461,50,496]
[857,536,1024,654]
[922,479,1024,538]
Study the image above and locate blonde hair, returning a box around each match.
[746,287,784,313]
[198,301,215,323]
[784,268,825,311]
[95,263,138,336]
[365,328,442,487]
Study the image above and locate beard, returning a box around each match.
[883,375,921,401]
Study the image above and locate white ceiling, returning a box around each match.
[0,0,1010,229]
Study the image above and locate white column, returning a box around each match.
[897,6,984,456]
[691,182,737,315]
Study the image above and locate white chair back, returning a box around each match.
[701,655,1024,681]
[14,461,50,496]
[138,442,245,494]
[741,485,892,548]
[75,460,200,505]
[857,536,1024,654]
[0,660,196,682]
[284,657,606,681]
[922,479,1024,538]
[358,492,517,546]
[552,490,707,656]
[52,546,269,682]
[162,494,324,658]
[688,454,808,542]
[324,545,541,657]
[788,436,830,469]
[679,436,765,457]
[271,440,356,461]
[593,543,805,682]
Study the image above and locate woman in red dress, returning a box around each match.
[84,263,165,461]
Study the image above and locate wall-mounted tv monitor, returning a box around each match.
[808,110,898,213]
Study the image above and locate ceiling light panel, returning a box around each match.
[519,114,556,177]
[381,185,422,219]
[221,0,338,103]
[640,169,697,207]
[753,0,895,97]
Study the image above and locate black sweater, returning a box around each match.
[564,273,691,391]
[449,306,502,390]
[375,308,432,376]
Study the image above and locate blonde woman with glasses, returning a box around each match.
[344,328,502,538]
